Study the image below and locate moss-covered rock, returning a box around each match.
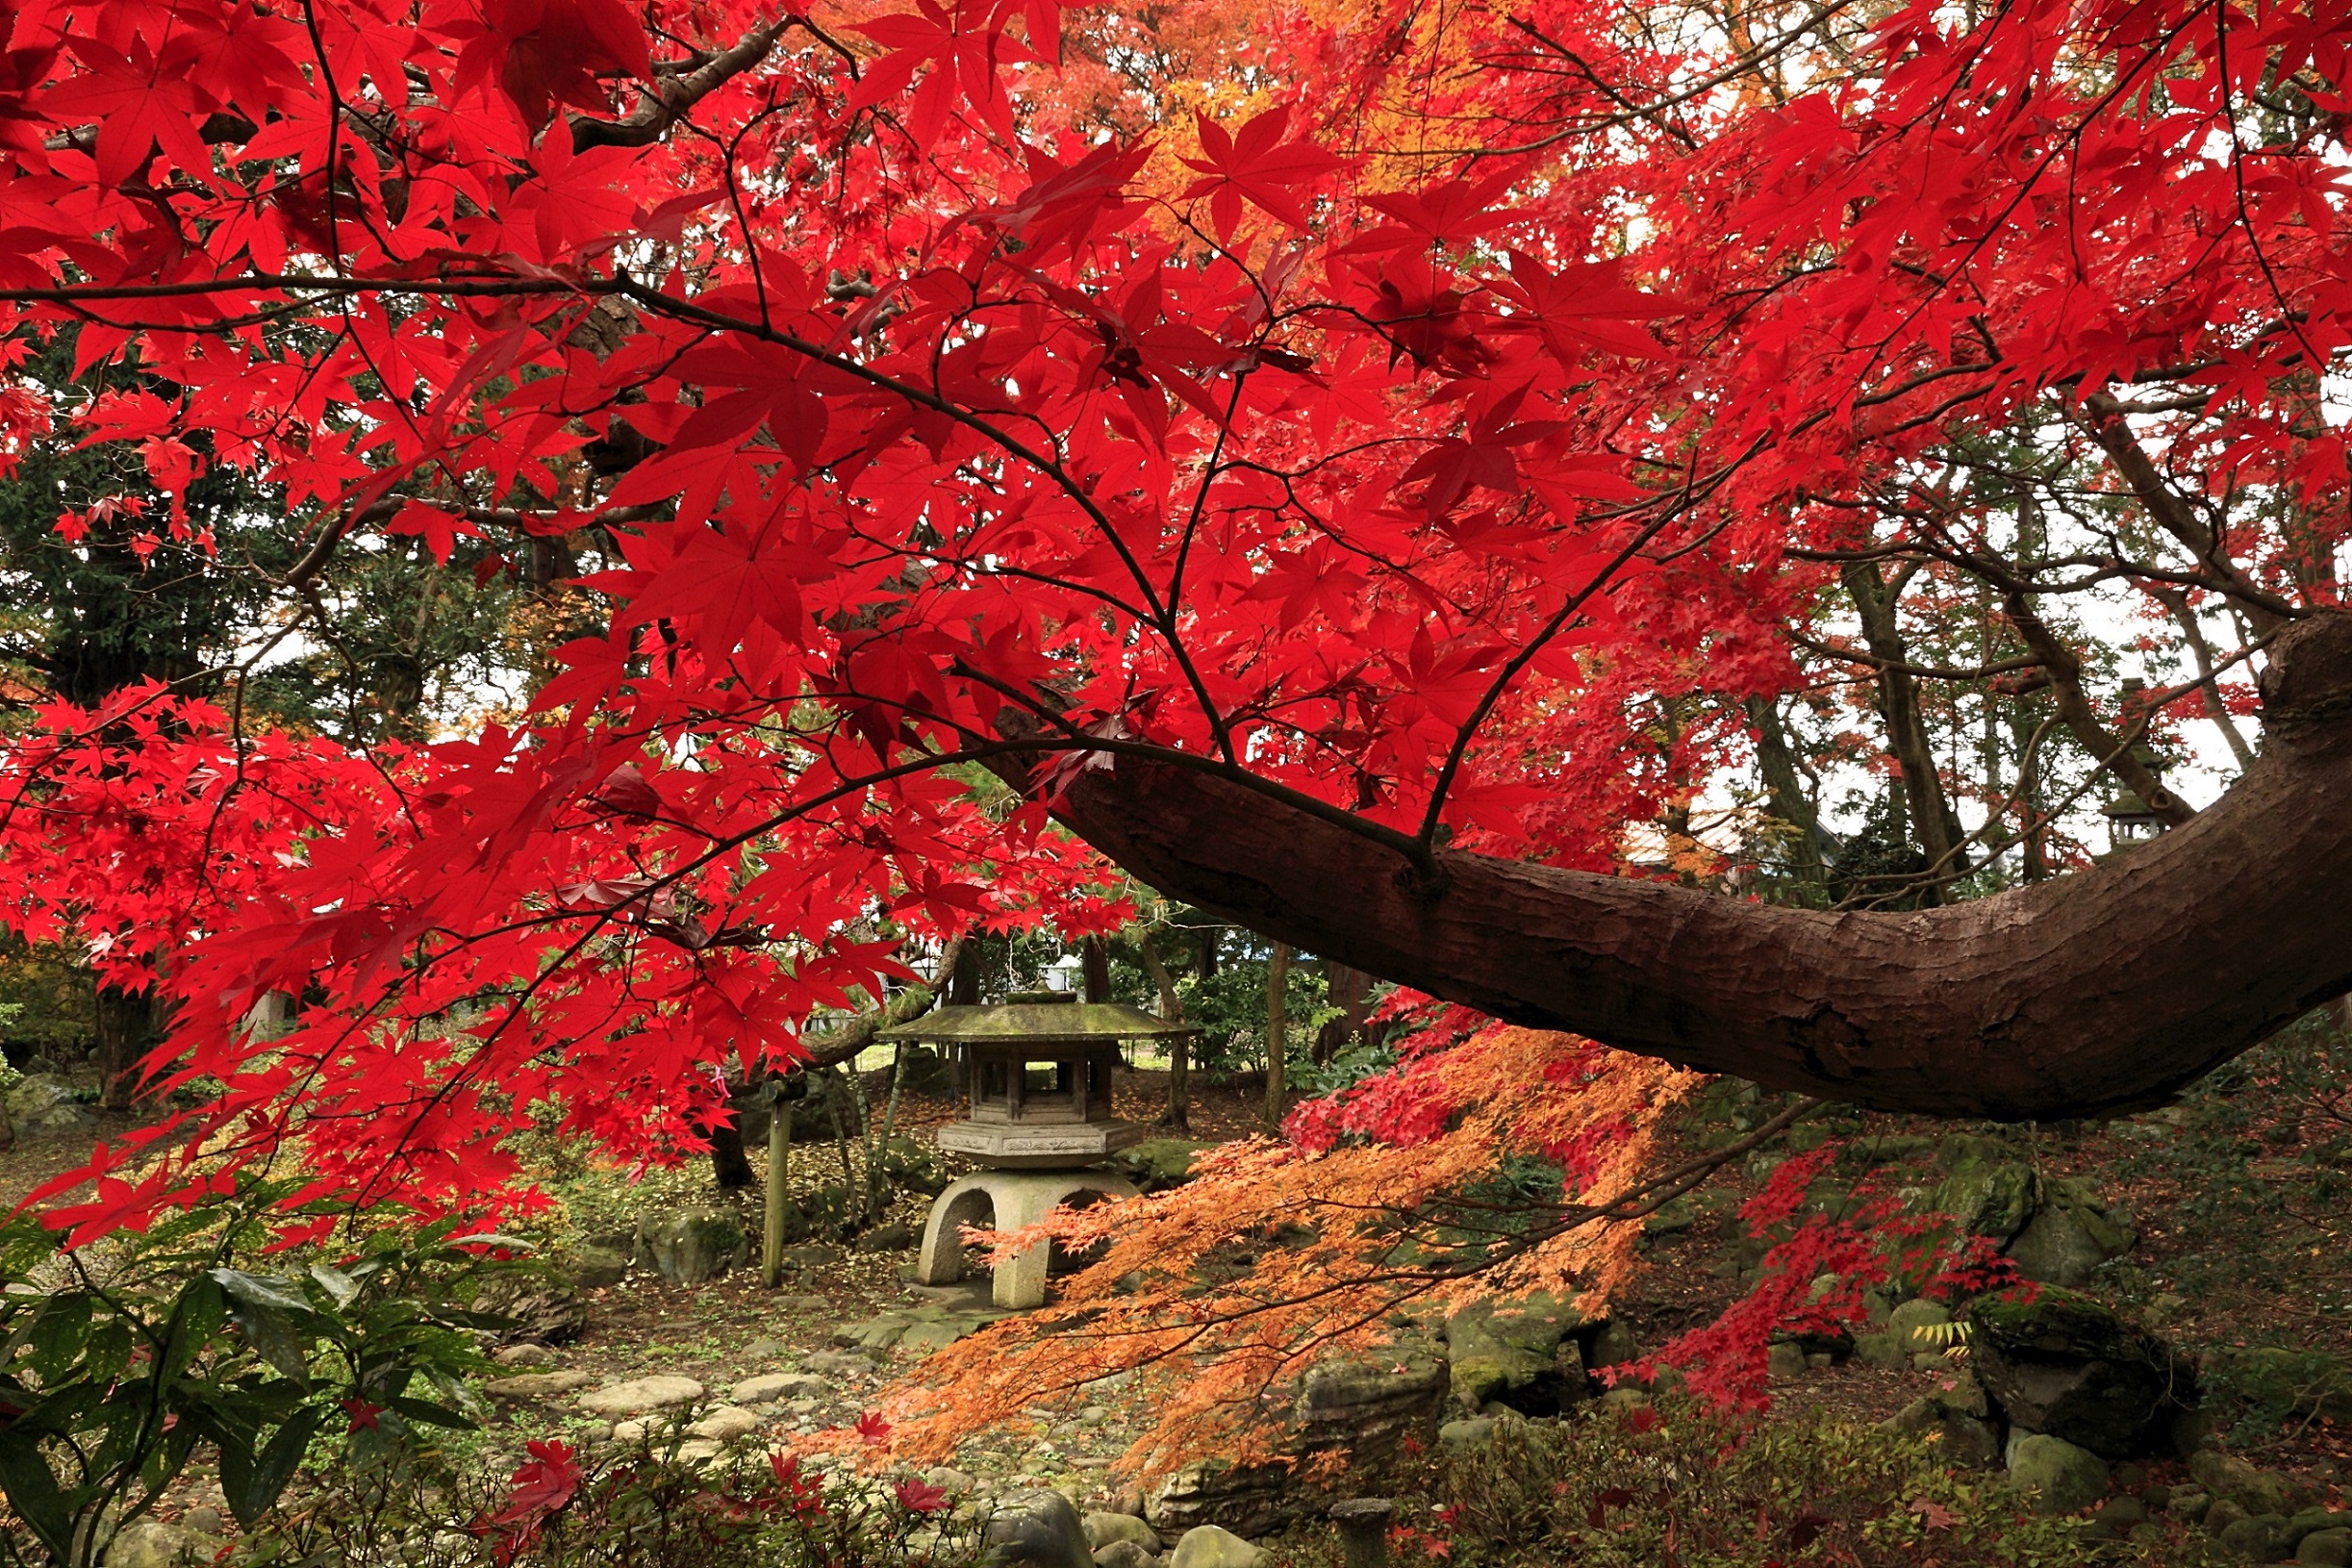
[2006,1176,2137,1287]
[1443,1291,1587,1414]
[1928,1135,2037,1240]
[2008,1432,2110,1514]
[1968,1287,2195,1458]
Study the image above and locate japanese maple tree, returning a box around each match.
[0,0,2344,1315]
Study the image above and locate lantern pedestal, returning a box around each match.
[913,1169,1141,1309]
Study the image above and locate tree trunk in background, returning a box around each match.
[1136,935,1191,1131]
[1009,612,2352,1122]
[1082,936,1111,1003]
[1263,943,1291,1132]
[1745,695,1833,902]
[1843,561,1970,898]
[708,1117,757,1190]
[92,983,155,1111]
[1316,962,1368,1063]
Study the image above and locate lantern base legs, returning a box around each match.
[913,1168,1140,1309]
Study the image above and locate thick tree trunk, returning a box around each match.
[1015,612,2352,1122]
[92,983,156,1111]
[1843,562,1969,894]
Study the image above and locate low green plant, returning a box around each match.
[243,1424,992,1568]
[1429,1402,2126,1566]
[0,1182,513,1566]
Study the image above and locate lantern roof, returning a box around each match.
[877,994,1197,1044]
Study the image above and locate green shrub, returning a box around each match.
[242,1428,991,1568]
[1429,1403,2114,1567]
[0,1185,512,1567]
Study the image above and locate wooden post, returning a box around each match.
[1264,942,1291,1132]
[762,1079,792,1287]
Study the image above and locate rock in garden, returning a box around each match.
[2300,1528,2352,1566]
[2188,1451,2295,1516]
[640,1208,746,1285]
[1926,1135,2037,1240]
[690,1404,762,1441]
[1093,1542,1155,1568]
[1110,1139,1214,1191]
[493,1343,557,1368]
[1967,1287,2194,1458]
[805,1349,873,1375]
[484,1370,592,1400]
[473,1274,589,1345]
[1766,1341,1808,1382]
[1585,1319,1639,1369]
[853,1221,915,1253]
[579,1375,705,1417]
[733,1372,826,1404]
[5,1075,89,1137]
[2005,1176,2137,1287]
[2008,1433,2110,1515]
[1168,1525,1263,1568]
[569,1246,630,1289]
[1887,1298,1952,1352]
[1086,1513,1160,1552]
[986,1489,1094,1568]
[1442,1291,1587,1414]
[104,1519,211,1568]
[1883,1380,2000,1469]
[1148,1346,1445,1536]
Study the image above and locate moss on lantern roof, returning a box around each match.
[876,999,1197,1043]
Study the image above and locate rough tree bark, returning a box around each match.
[1014,612,2352,1123]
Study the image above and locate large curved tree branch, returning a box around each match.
[1017,613,2352,1122]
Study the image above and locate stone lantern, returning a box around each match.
[879,993,1197,1308]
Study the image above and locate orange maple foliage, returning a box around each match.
[879,1025,1700,1478]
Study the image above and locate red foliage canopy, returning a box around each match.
[0,0,2346,1235]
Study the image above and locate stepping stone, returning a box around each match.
[579,1375,705,1417]
[805,1350,875,1376]
[733,1372,827,1404]
[691,1404,763,1441]
[484,1371,592,1400]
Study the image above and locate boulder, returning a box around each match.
[1887,1298,1953,1353]
[1110,1139,1216,1192]
[877,1136,949,1197]
[104,1519,213,1568]
[6,1075,89,1137]
[2215,1514,2288,1563]
[1094,1543,1155,1568]
[1926,1135,2037,1240]
[474,1273,589,1344]
[853,1222,915,1254]
[1584,1319,1639,1369]
[689,1404,762,1441]
[578,1375,705,1417]
[641,1208,746,1285]
[1147,1344,1445,1536]
[1443,1292,1586,1414]
[1967,1287,2195,1458]
[1168,1526,1262,1568]
[987,1490,1094,1568]
[484,1370,593,1400]
[2006,1177,2137,1287]
[2188,1452,2295,1517]
[1086,1513,1160,1552]
[2302,1529,2352,1566]
[1766,1342,1808,1382]
[2007,1433,2110,1515]
[732,1372,826,1404]
[1882,1378,1999,1469]
[493,1343,557,1368]
[569,1246,630,1289]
